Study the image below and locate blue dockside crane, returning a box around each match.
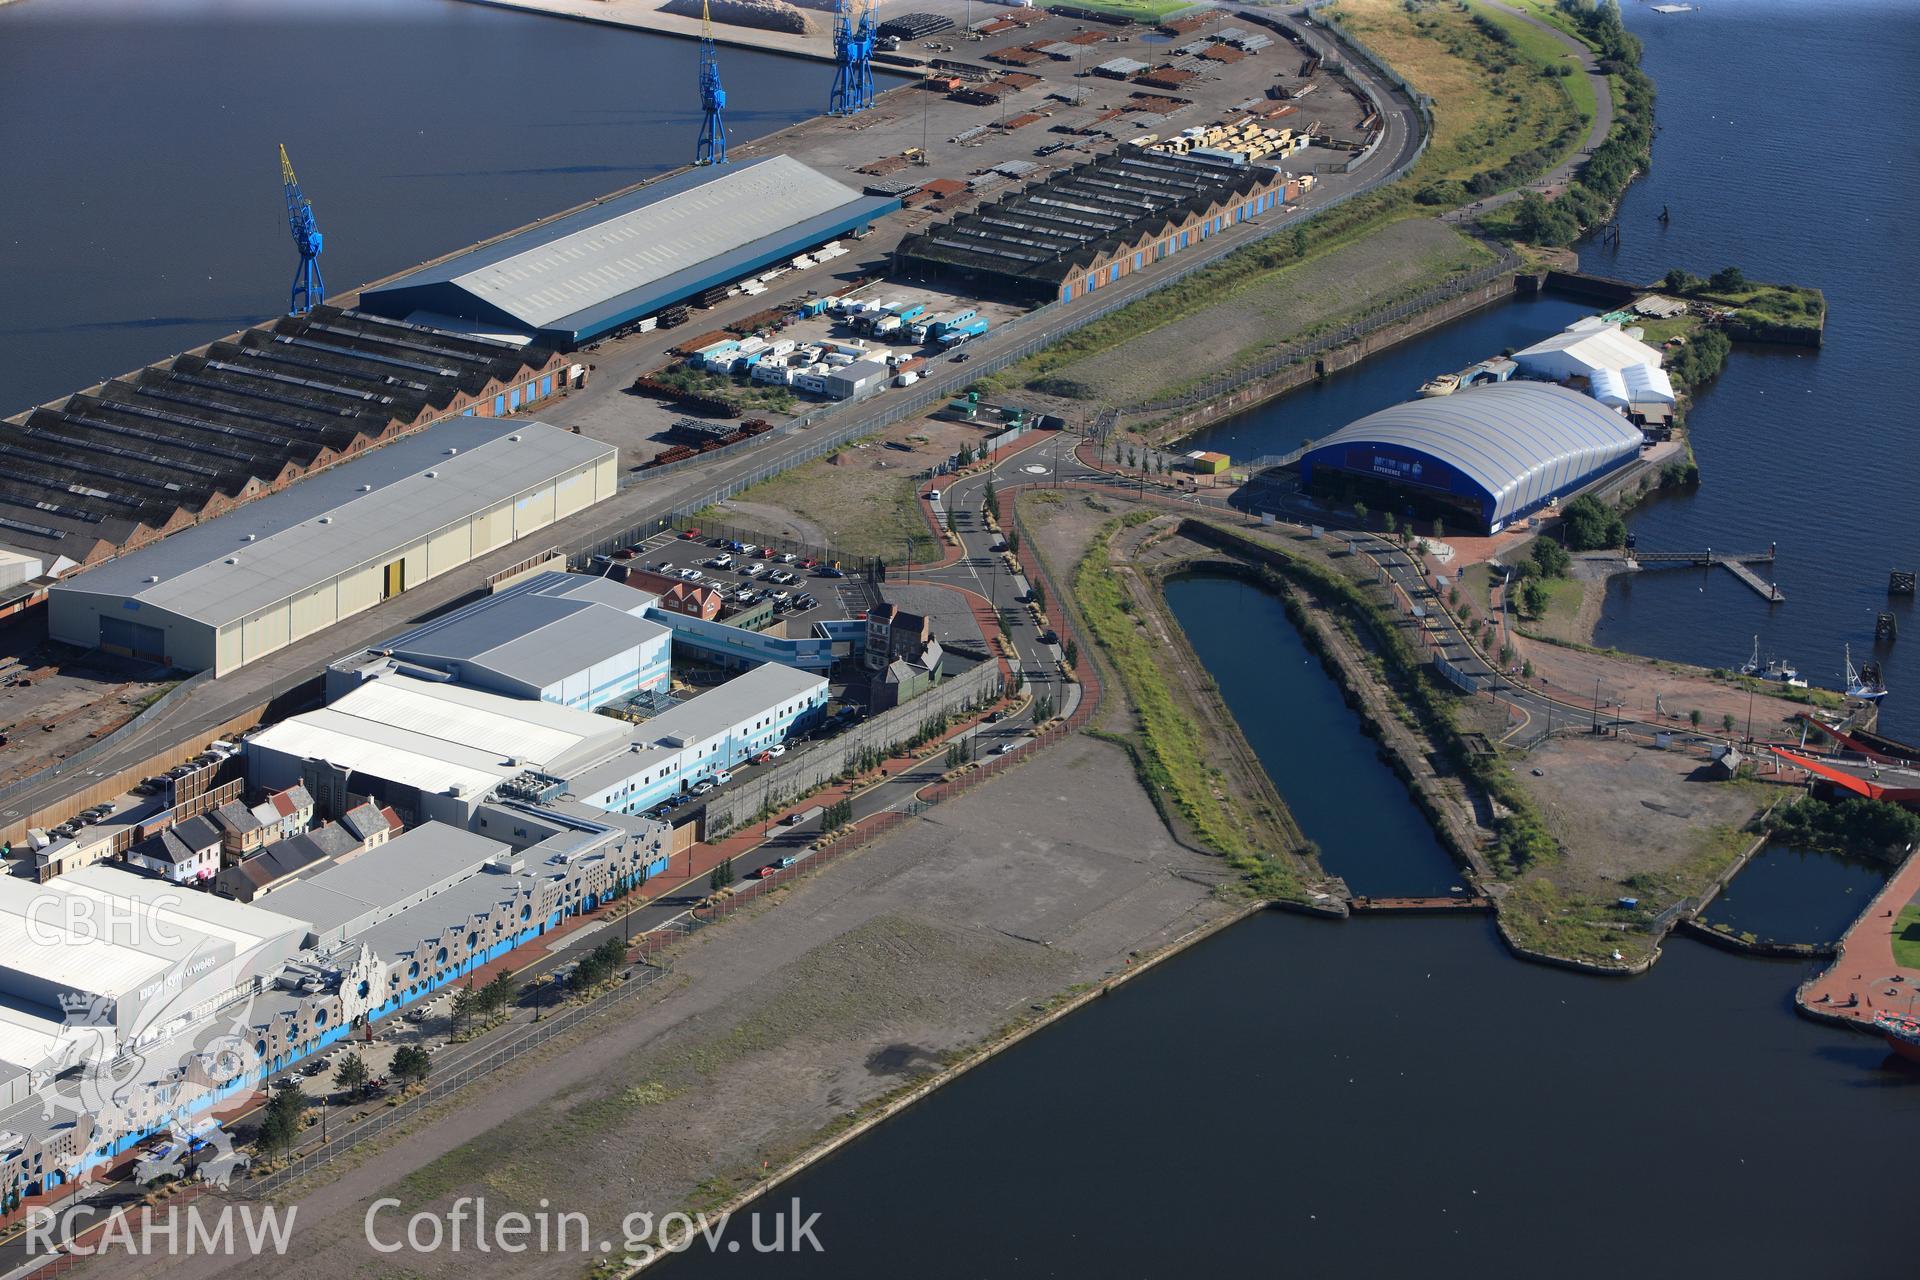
[279,144,325,315]
[829,0,875,117]
[696,0,728,165]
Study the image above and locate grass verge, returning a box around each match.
[706,442,930,563]
[1895,905,1920,971]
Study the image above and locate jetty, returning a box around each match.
[1617,547,1784,602]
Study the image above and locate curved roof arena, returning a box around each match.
[1299,382,1641,529]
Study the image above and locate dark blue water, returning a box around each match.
[1699,844,1890,945]
[667,913,1916,1279]
[0,0,841,416]
[1582,0,1920,741]
[1165,572,1460,896]
[1184,293,1596,460]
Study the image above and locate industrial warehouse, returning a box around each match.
[46,419,618,675]
[1297,382,1645,534]
[894,148,1303,304]
[357,156,901,348]
[337,570,673,709]
[0,308,579,569]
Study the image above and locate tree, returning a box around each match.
[945,508,957,537]
[1708,265,1747,293]
[1689,709,1704,729]
[1529,537,1572,579]
[1432,516,1446,541]
[1559,495,1626,550]
[1005,528,1021,556]
[1662,267,1704,295]
[982,478,997,518]
[1382,512,1397,538]
[1520,579,1551,618]
[1353,502,1369,525]
[333,1053,369,1098]
[1721,713,1737,735]
[451,985,476,1037]
[1029,579,1045,612]
[1521,659,1535,680]
[391,1046,431,1089]
[1063,637,1079,670]
[1033,693,1054,724]
[709,856,735,892]
[258,1082,309,1157]
[1510,190,1580,247]
[479,971,515,1018]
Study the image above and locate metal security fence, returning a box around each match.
[701,661,1006,834]
[240,964,672,1199]
[1131,250,1520,412]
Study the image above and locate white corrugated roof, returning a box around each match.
[453,157,867,330]
[1513,325,1666,375]
[52,420,614,630]
[250,674,630,798]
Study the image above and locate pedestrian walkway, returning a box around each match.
[1798,852,1920,1028]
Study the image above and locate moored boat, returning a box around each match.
[1874,1011,1920,1064]
[1845,644,1890,702]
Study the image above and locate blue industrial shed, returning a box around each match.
[357,156,899,348]
[1298,382,1643,533]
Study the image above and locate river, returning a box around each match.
[0,0,843,417]
[1183,0,1920,739]
[1578,0,1920,742]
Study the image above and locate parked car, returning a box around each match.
[753,864,780,879]
[741,563,768,578]
[1037,629,1059,646]
[692,780,716,796]
[984,710,1004,724]
[653,560,675,573]
[679,528,701,540]
[770,590,791,604]
[710,554,735,568]
[651,803,675,819]
[733,588,756,603]
[739,544,759,557]
[713,769,733,785]
[767,743,787,757]
[951,352,971,363]
[752,751,773,765]
[776,552,798,564]
[769,569,795,585]
[794,595,818,610]
[800,558,817,569]
[817,566,845,578]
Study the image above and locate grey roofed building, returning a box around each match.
[359,570,671,708]
[258,823,508,949]
[338,802,394,846]
[46,418,617,676]
[357,157,902,348]
[1297,382,1643,533]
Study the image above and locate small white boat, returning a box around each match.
[1844,644,1889,702]
[1418,373,1460,398]
[1738,635,1761,677]
[1740,636,1805,687]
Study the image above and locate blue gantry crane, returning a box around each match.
[696,0,728,165]
[279,144,325,315]
[829,0,875,117]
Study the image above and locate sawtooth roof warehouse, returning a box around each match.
[46,418,617,676]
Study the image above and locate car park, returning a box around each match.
[817,566,845,578]
[741,563,768,577]
[770,590,791,605]
[654,560,675,572]
[739,544,758,557]
[677,567,704,581]
[710,554,734,568]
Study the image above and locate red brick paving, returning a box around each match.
[1798,851,1920,1026]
